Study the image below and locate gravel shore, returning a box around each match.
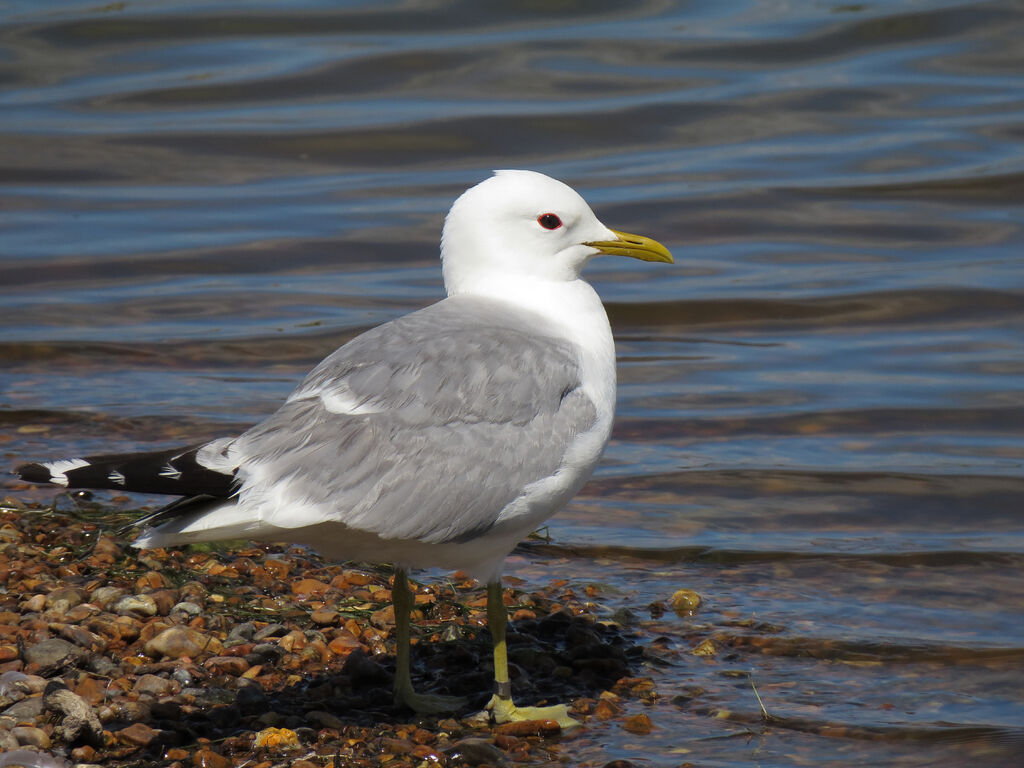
[0,495,656,767]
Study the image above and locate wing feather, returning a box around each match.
[225,295,597,544]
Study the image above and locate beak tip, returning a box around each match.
[587,229,673,264]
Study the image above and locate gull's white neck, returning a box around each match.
[449,274,617,422]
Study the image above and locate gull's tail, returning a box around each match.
[15,443,236,499]
[18,442,308,551]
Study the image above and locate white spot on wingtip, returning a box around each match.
[108,470,127,486]
[43,458,90,487]
[158,464,182,480]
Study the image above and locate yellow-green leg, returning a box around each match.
[392,568,467,714]
[483,579,579,728]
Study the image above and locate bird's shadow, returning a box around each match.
[140,613,640,750]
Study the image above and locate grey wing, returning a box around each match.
[228,295,597,544]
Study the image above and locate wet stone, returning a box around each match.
[71,744,97,762]
[310,608,339,626]
[250,643,284,660]
[669,588,702,616]
[136,570,173,591]
[205,703,241,730]
[253,624,287,641]
[0,672,44,700]
[59,624,106,652]
[89,586,126,609]
[193,748,231,768]
[115,594,159,618]
[204,656,249,676]
[3,695,45,721]
[370,605,396,627]
[444,738,510,767]
[12,725,51,748]
[144,627,223,659]
[147,589,179,616]
[593,698,621,719]
[21,594,45,613]
[178,581,208,604]
[150,698,182,720]
[305,710,345,729]
[44,586,88,614]
[0,730,21,752]
[691,638,717,657]
[622,712,653,735]
[170,601,203,619]
[290,578,331,598]
[133,674,174,698]
[381,736,415,755]
[234,682,267,712]
[24,637,88,672]
[225,622,257,645]
[327,631,362,655]
[74,676,109,706]
[117,721,160,747]
[112,699,151,724]
[86,655,119,678]
[494,718,561,737]
[255,713,284,729]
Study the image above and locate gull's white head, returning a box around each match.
[441,170,672,296]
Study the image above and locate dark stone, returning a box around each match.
[341,649,390,686]
[225,621,257,646]
[3,696,45,720]
[565,623,601,646]
[235,683,267,714]
[112,699,151,723]
[133,673,174,698]
[24,638,88,673]
[151,699,182,720]
[205,703,240,730]
[252,623,287,641]
[250,643,284,660]
[117,721,160,747]
[86,654,120,677]
[444,737,510,767]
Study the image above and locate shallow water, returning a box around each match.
[2,0,1023,765]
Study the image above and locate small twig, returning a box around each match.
[748,672,770,721]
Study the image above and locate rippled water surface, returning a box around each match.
[2,1,1023,765]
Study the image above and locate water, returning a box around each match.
[2,0,1023,764]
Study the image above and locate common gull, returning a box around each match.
[17,170,673,726]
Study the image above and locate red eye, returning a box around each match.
[537,213,562,230]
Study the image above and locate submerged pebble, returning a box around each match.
[669,588,702,616]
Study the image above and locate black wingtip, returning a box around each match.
[15,463,53,484]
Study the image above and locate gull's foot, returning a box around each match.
[395,689,468,715]
[484,694,581,729]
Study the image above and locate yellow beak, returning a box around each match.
[584,229,674,264]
